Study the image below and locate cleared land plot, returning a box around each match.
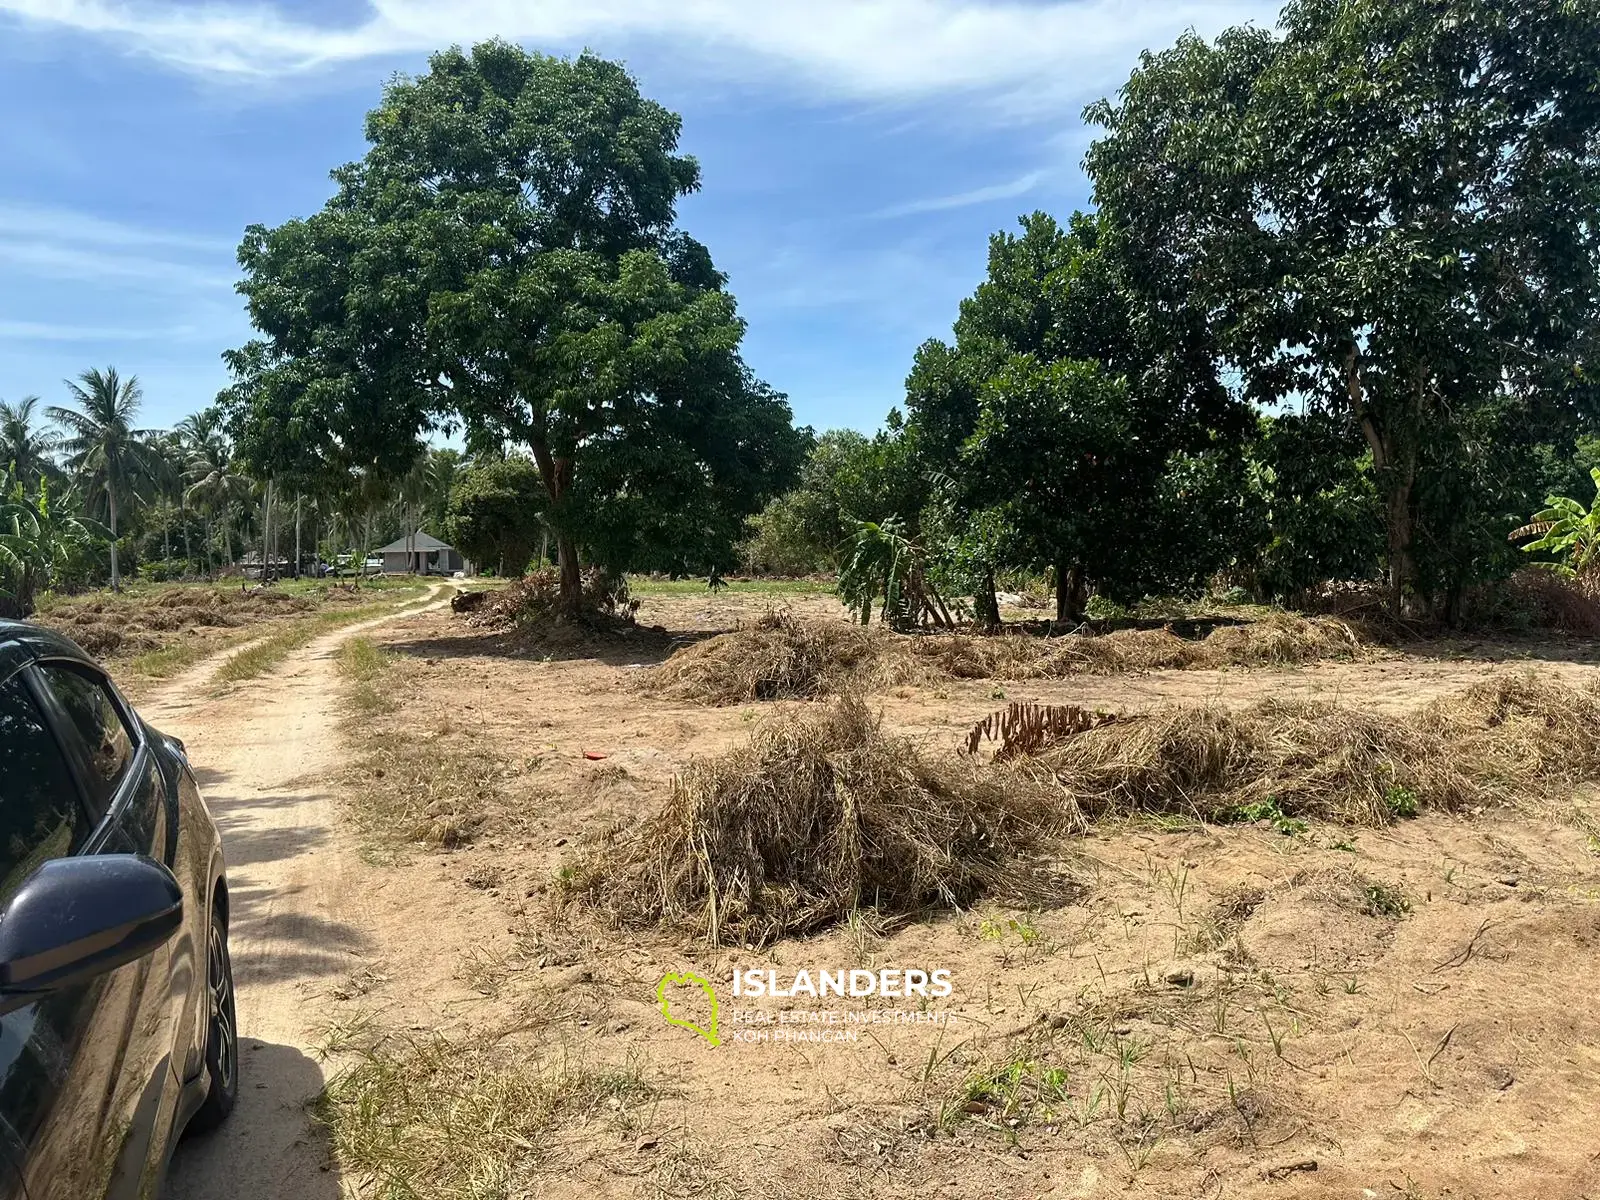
[321,588,1600,1200]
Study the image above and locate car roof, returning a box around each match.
[0,619,99,680]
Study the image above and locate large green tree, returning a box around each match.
[1086,0,1600,612]
[47,367,152,591]
[224,42,802,609]
[444,455,546,576]
[906,211,1245,621]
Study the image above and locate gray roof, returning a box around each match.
[375,531,454,554]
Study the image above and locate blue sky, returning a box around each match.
[0,0,1278,436]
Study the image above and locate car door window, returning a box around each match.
[35,666,134,819]
[0,674,89,904]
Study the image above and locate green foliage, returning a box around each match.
[738,429,917,575]
[837,518,918,629]
[0,470,95,618]
[903,210,1245,620]
[47,367,153,591]
[1086,0,1600,610]
[443,456,547,577]
[224,42,803,603]
[835,516,955,631]
[1511,468,1600,580]
[1229,798,1307,838]
[1384,786,1419,821]
[0,396,59,486]
[1246,412,1383,602]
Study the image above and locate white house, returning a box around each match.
[375,531,466,576]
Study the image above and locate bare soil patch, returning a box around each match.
[318,590,1600,1199]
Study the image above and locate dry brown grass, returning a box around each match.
[647,609,904,704]
[1030,673,1600,827]
[572,695,1075,945]
[647,610,1367,705]
[316,1031,654,1200]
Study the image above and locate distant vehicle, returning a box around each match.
[328,554,383,578]
[0,620,237,1198]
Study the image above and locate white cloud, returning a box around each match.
[0,318,200,341]
[0,202,236,254]
[0,0,1279,113]
[873,170,1044,219]
[0,202,238,291]
[0,237,235,290]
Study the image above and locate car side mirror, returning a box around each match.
[0,855,183,1012]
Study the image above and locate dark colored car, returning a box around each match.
[0,620,237,1198]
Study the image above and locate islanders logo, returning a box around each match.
[656,972,720,1047]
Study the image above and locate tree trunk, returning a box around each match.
[529,437,580,609]
[1346,346,1421,617]
[1055,561,1086,625]
[557,533,582,612]
[108,484,120,592]
[977,569,1001,630]
[294,493,302,578]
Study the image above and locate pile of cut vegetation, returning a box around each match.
[648,609,1367,705]
[470,567,643,642]
[910,611,1365,679]
[570,695,1073,944]
[1024,673,1600,827]
[647,608,908,703]
[36,585,315,657]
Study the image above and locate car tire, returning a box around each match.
[186,904,239,1134]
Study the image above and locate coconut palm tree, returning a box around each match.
[0,395,59,486]
[47,368,153,591]
[182,414,252,575]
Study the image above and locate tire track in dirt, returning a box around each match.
[152,586,452,1200]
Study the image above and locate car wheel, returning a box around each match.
[186,906,239,1134]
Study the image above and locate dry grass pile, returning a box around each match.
[472,567,639,638]
[647,608,904,703]
[573,695,1072,944]
[1030,673,1600,826]
[649,611,1366,705]
[1496,569,1600,635]
[36,585,316,657]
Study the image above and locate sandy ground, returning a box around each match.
[149,585,472,1200]
[135,586,1600,1199]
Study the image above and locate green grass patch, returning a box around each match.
[125,630,256,680]
[212,588,429,687]
[338,636,396,715]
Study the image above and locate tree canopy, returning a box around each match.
[223,41,804,606]
[1085,0,1600,611]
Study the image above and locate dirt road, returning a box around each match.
[150,588,451,1200]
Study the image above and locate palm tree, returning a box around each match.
[0,395,59,486]
[140,430,191,568]
[182,413,252,575]
[47,368,153,591]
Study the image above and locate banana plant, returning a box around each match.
[1509,467,1600,579]
[0,469,95,617]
